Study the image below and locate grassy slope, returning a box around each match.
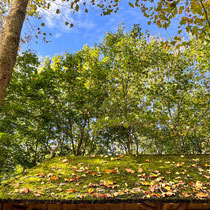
[0,155,209,202]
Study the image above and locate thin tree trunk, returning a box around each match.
[0,0,28,107]
[76,125,85,156]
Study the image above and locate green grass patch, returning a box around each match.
[0,155,209,201]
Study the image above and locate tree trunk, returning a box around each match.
[0,0,28,107]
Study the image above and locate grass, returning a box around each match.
[0,155,209,202]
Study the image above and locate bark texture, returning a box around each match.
[0,0,28,107]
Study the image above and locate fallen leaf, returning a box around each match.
[19,188,30,194]
[105,169,117,174]
[14,183,20,188]
[198,167,204,172]
[182,191,192,197]
[176,162,181,167]
[34,190,44,197]
[62,159,69,163]
[149,173,158,178]
[47,173,54,177]
[57,188,63,192]
[88,188,94,194]
[189,181,194,186]
[39,172,45,178]
[142,181,150,186]
[138,167,143,173]
[77,194,85,198]
[64,178,73,182]
[66,188,77,193]
[195,181,202,189]
[51,176,59,181]
[203,175,210,179]
[196,192,208,198]
[125,168,135,174]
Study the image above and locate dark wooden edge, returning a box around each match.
[0,198,209,204]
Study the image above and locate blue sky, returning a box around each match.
[22,1,178,57]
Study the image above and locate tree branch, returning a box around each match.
[200,0,210,27]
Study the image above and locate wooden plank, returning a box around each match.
[107,204,124,210]
[27,203,48,210]
[63,204,76,210]
[74,204,92,210]
[47,204,61,210]
[1,202,210,210]
[187,203,210,210]
[3,203,12,210]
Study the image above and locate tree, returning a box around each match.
[0,0,209,107]
[0,26,208,166]
[94,25,209,155]
[0,0,28,107]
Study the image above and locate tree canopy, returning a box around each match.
[0,26,209,176]
[0,0,209,106]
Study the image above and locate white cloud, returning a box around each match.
[54,33,62,38]
[38,0,96,32]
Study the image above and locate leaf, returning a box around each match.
[182,191,192,197]
[142,181,150,186]
[62,159,69,163]
[47,173,54,177]
[88,188,94,194]
[95,193,111,198]
[14,183,20,188]
[128,2,134,8]
[101,180,114,188]
[75,4,79,12]
[138,167,143,173]
[39,172,45,178]
[149,173,158,178]
[164,186,171,191]
[198,167,204,172]
[92,172,96,176]
[51,176,59,181]
[195,181,202,189]
[105,169,117,174]
[19,188,30,194]
[34,190,44,197]
[196,192,209,198]
[66,188,77,193]
[125,168,135,174]
[165,191,173,196]
[176,162,181,167]
[41,23,45,27]
[56,9,60,14]
[204,175,210,179]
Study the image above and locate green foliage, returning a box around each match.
[2,0,209,43]
[0,26,209,175]
[0,133,30,179]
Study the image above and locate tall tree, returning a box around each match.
[0,0,28,107]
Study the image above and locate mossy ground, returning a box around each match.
[0,155,209,201]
